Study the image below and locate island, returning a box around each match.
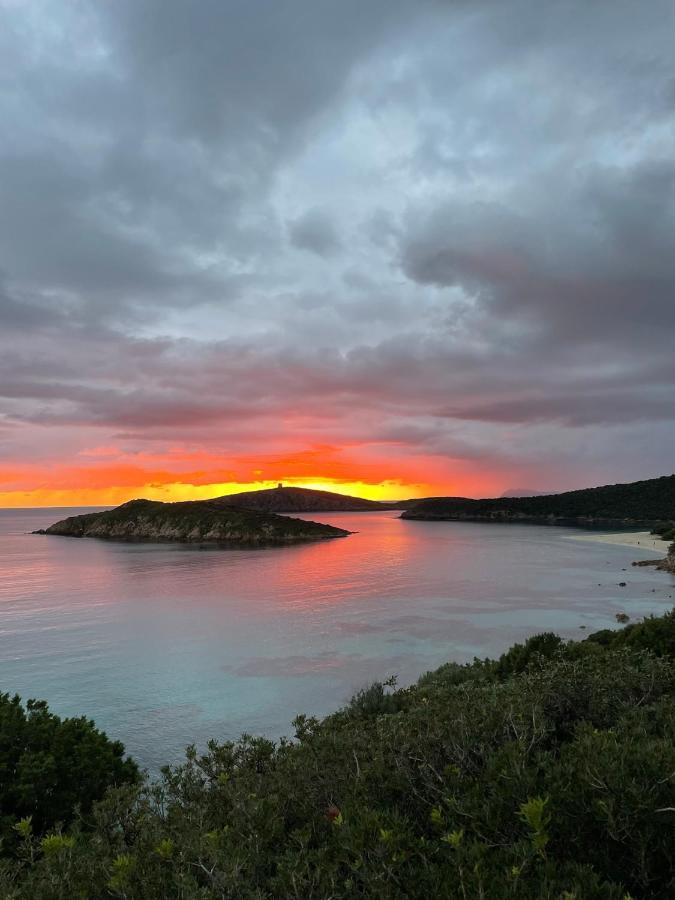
[34,498,351,545]
[401,473,675,528]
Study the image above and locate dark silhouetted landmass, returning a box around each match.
[214,485,396,512]
[403,474,675,526]
[500,488,552,498]
[35,498,350,544]
[390,495,468,509]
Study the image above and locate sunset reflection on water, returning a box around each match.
[1,508,672,771]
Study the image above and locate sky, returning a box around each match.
[1,0,674,507]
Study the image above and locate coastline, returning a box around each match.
[563,530,671,553]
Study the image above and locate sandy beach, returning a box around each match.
[564,531,671,554]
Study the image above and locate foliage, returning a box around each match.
[347,675,399,716]
[403,473,675,523]
[0,694,138,852]
[2,612,675,898]
[493,631,566,678]
[585,608,675,657]
[653,523,675,542]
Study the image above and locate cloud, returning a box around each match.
[289,208,341,256]
[0,0,674,501]
[399,158,675,346]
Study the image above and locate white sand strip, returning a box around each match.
[564,531,671,553]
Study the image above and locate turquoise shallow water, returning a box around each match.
[1,508,673,772]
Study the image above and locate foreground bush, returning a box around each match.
[1,612,674,898]
[0,694,139,852]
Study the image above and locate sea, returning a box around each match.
[1,508,673,772]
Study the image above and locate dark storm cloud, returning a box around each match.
[0,0,435,320]
[289,208,341,256]
[1,0,674,490]
[399,158,675,345]
[99,0,425,147]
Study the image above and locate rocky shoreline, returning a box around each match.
[633,545,675,574]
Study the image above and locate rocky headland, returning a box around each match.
[402,474,675,529]
[34,499,351,545]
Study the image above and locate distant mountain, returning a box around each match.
[500,488,552,498]
[35,499,350,545]
[213,485,393,512]
[402,474,675,526]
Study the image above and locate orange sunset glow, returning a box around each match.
[0,452,455,508]
[0,479,416,509]
[0,441,528,508]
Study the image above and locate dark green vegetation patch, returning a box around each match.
[653,522,675,542]
[403,473,675,524]
[0,694,138,853]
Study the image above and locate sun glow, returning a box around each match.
[0,478,432,509]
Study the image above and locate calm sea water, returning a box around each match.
[1,508,673,772]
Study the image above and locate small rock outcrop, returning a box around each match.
[658,544,675,574]
[34,499,351,545]
[632,542,675,574]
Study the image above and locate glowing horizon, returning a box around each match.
[0,443,524,509]
[0,477,434,509]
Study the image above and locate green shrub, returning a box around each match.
[347,675,400,716]
[0,694,138,851]
[586,608,675,657]
[494,631,566,677]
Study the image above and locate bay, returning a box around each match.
[1,507,672,772]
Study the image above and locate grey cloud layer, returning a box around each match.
[1,0,674,486]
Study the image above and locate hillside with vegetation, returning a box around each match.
[213,485,391,512]
[211,485,464,512]
[402,474,675,526]
[654,522,675,543]
[2,610,674,898]
[35,499,350,544]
